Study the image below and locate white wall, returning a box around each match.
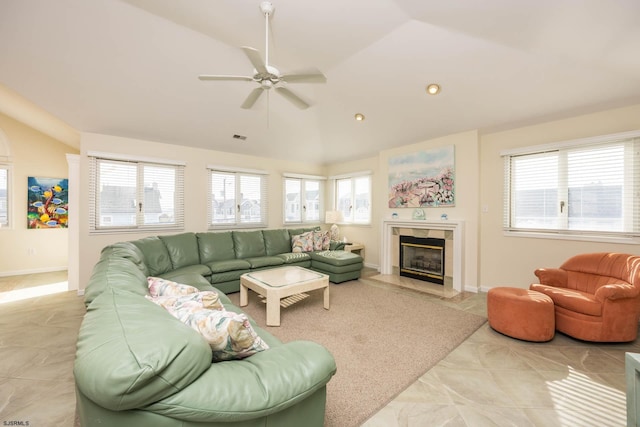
[325,156,378,268]
[479,104,640,290]
[0,113,78,276]
[78,133,327,289]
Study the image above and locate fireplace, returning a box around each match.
[381,219,464,292]
[399,236,445,285]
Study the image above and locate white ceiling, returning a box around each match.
[1,0,640,165]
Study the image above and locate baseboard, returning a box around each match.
[363,262,379,270]
[0,266,67,278]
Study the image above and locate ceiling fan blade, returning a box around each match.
[281,71,327,84]
[241,87,264,109]
[198,75,253,82]
[241,46,268,75]
[275,87,309,109]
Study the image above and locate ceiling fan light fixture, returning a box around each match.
[354,113,365,121]
[426,83,441,95]
[197,1,325,110]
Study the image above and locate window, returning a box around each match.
[503,131,640,239]
[334,173,372,224]
[0,165,9,227]
[283,174,324,224]
[89,154,185,232]
[209,167,268,228]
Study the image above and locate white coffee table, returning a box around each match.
[240,266,330,326]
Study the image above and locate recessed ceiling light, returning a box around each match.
[354,113,365,121]
[426,83,441,95]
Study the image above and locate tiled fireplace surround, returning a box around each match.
[380,219,464,293]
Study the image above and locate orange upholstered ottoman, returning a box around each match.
[487,287,555,342]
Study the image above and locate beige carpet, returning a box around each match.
[228,280,487,427]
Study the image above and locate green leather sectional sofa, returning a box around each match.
[126,227,364,293]
[74,228,362,426]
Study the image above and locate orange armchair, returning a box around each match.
[530,252,640,342]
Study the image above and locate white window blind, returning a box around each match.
[0,165,9,227]
[503,133,640,238]
[335,174,371,224]
[283,176,323,224]
[89,156,184,232]
[209,169,268,228]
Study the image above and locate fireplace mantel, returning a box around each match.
[380,219,464,292]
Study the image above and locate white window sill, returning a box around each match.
[504,230,640,245]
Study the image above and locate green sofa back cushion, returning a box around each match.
[84,256,148,305]
[131,236,173,276]
[100,242,149,277]
[197,232,237,263]
[263,229,292,256]
[232,231,266,259]
[159,233,200,269]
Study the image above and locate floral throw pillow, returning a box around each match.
[170,306,269,361]
[291,231,314,253]
[147,291,225,312]
[147,277,199,297]
[313,230,331,251]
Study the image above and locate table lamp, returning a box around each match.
[325,210,344,241]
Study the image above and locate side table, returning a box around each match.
[344,243,364,259]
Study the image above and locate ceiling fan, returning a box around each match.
[198,1,326,110]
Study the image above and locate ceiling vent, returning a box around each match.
[232,134,247,141]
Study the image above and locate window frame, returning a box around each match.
[208,166,269,229]
[88,153,185,234]
[331,172,372,225]
[0,163,10,228]
[502,130,640,243]
[282,173,325,225]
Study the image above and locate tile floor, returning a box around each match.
[0,271,635,426]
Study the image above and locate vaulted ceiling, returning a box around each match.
[1,0,640,164]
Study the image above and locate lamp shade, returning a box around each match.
[325,210,344,224]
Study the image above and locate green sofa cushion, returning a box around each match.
[159,233,200,269]
[131,236,173,276]
[309,250,363,266]
[210,269,252,284]
[232,231,266,259]
[197,232,236,262]
[159,264,211,280]
[143,341,336,422]
[75,289,212,411]
[84,257,148,305]
[100,242,149,276]
[246,256,285,269]
[206,259,252,273]
[263,229,292,256]
[277,252,312,264]
[310,259,362,274]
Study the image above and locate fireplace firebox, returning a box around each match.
[399,236,445,285]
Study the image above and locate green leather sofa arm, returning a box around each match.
[145,341,336,422]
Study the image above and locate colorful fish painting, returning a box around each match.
[27,177,69,229]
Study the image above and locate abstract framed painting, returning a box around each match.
[27,176,69,229]
[388,146,455,208]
